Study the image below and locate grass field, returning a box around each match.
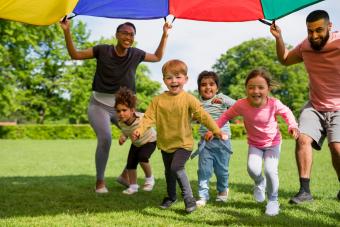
[0,139,339,226]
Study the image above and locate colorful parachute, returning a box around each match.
[0,0,324,26]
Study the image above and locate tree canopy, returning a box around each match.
[213,38,309,116]
[0,20,161,124]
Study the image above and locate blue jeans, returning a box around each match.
[197,139,232,200]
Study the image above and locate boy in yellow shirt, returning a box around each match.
[133,59,225,213]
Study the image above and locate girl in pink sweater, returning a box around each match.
[206,68,299,216]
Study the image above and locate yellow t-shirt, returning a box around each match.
[138,91,221,152]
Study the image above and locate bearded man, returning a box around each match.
[270,10,340,204]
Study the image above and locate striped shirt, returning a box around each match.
[199,93,236,136]
[118,112,156,147]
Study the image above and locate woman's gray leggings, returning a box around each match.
[88,97,119,181]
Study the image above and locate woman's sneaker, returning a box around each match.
[196,198,207,207]
[95,186,108,194]
[265,200,280,216]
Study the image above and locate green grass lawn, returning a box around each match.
[0,139,339,226]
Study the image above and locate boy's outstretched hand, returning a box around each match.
[289,127,300,140]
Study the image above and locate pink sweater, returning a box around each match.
[216,97,298,148]
[290,31,340,111]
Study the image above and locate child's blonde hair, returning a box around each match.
[162,59,188,77]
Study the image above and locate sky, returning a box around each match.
[74,0,340,91]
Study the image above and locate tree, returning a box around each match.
[213,38,308,116]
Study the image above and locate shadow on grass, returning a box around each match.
[0,176,338,226]
[0,175,168,218]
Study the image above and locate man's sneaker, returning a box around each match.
[142,179,155,191]
[254,178,266,202]
[122,186,138,195]
[289,190,313,204]
[116,176,129,188]
[160,197,177,209]
[184,197,197,213]
[337,190,340,201]
[265,200,280,216]
[196,198,207,207]
[95,186,108,194]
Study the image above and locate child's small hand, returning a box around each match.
[204,131,214,141]
[289,127,300,140]
[215,131,228,140]
[132,129,141,141]
[211,98,223,104]
[118,135,127,145]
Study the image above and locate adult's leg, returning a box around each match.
[328,142,340,180]
[88,99,113,189]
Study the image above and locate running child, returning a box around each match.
[195,71,236,207]
[132,59,225,213]
[115,87,157,195]
[206,68,299,216]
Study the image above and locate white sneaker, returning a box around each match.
[95,186,108,194]
[196,199,207,207]
[253,178,266,202]
[142,178,155,191]
[216,188,229,202]
[265,200,280,216]
[123,185,139,195]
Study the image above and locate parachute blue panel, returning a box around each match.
[73,0,168,19]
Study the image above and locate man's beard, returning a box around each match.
[309,31,330,51]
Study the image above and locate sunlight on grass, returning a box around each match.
[0,139,339,226]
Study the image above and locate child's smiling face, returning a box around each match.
[163,72,188,95]
[199,77,218,100]
[246,75,270,107]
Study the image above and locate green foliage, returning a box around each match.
[0,124,292,139]
[0,21,161,124]
[0,125,120,139]
[213,38,309,117]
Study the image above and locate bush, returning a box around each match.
[0,124,294,140]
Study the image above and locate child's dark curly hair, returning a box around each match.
[114,87,137,109]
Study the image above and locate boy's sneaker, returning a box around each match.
[116,176,129,188]
[184,197,197,213]
[95,186,108,194]
[265,200,280,216]
[216,188,229,202]
[254,179,266,203]
[160,197,177,209]
[122,184,139,195]
[196,198,207,207]
[289,190,313,204]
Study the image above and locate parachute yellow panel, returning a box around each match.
[0,0,79,25]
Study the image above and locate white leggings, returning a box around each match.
[247,144,280,201]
